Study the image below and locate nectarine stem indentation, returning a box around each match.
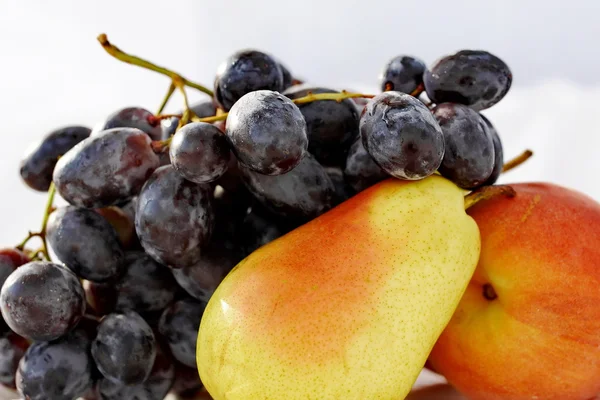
[483,283,498,300]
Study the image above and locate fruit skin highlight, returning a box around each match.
[198,175,481,400]
[429,183,600,400]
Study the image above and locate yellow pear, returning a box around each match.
[198,175,480,399]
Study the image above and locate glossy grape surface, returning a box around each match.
[379,55,426,94]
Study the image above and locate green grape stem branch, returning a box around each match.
[16,182,56,261]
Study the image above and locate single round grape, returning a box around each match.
[16,329,93,400]
[96,344,174,400]
[172,244,239,303]
[0,333,28,388]
[158,298,207,368]
[284,86,360,166]
[433,103,495,189]
[480,114,504,186]
[93,107,162,141]
[170,122,231,183]
[116,252,179,313]
[344,136,388,193]
[226,90,308,175]
[53,128,160,208]
[214,49,284,110]
[19,126,91,192]
[379,55,426,94]
[424,50,512,111]
[95,206,135,249]
[0,262,85,341]
[360,91,445,180]
[136,165,214,268]
[47,206,124,282]
[91,311,156,385]
[324,166,353,205]
[279,62,293,90]
[240,153,335,220]
[171,362,203,399]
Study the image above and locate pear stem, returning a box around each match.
[464,185,516,210]
[503,149,533,173]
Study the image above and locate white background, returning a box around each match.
[0,0,599,244]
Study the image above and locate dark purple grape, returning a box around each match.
[240,153,335,220]
[0,333,28,388]
[284,86,360,166]
[97,343,174,400]
[172,244,239,302]
[237,208,285,257]
[92,311,156,385]
[20,126,91,192]
[433,103,495,189]
[170,362,203,399]
[47,206,124,282]
[158,298,206,368]
[424,50,512,111]
[214,49,284,110]
[16,329,93,400]
[361,91,445,180]
[170,122,231,183]
[93,107,162,141]
[0,249,30,335]
[92,252,178,314]
[53,128,160,208]
[226,90,308,175]
[279,62,293,90]
[0,262,85,341]
[211,185,255,256]
[480,114,504,186]
[379,55,426,94]
[136,165,214,268]
[344,136,388,193]
[324,167,353,205]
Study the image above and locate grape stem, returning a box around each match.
[503,149,534,173]
[409,83,425,97]
[16,183,56,261]
[464,185,516,210]
[97,34,214,97]
[156,83,176,115]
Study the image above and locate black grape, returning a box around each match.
[379,55,426,94]
[284,86,360,166]
[16,329,93,400]
[170,122,231,183]
[53,128,160,208]
[0,333,28,388]
[91,311,156,385]
[480,114,504,186]
[158,298,207,368]
[279,62,294,90]
[93,107,162,141]
[20,126,91,192]
[324,166,353,205]
[240,153,335,220]
[135,165,214,268]
[172,244,239,303]
[424,50,512,111]
[360,91,445,180]
[0,262,85,341]
[344,136,388,193]
[171,362,204,399]
[433,103,495,189]
[237,208,285,257]
[47,206,125,282]
[226,90,308,175]
[214,49,284,110]
[96,344,174,400]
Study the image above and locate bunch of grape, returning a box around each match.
[0,33,516,400]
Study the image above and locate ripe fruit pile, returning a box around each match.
[1,33,597,400]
